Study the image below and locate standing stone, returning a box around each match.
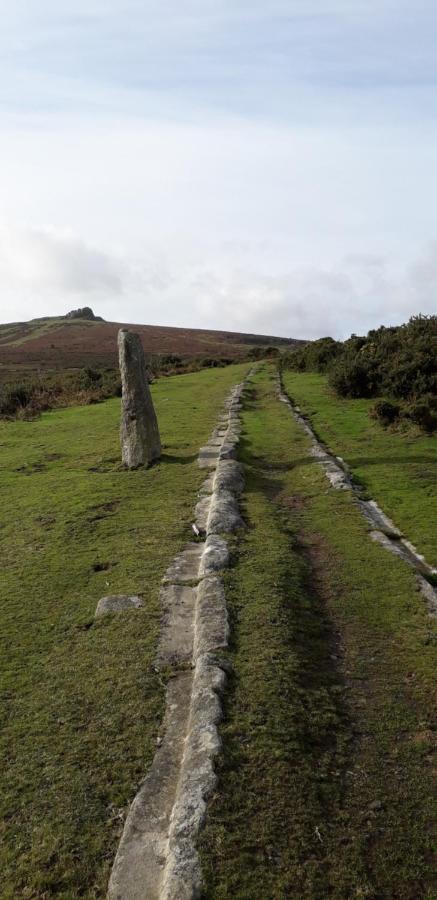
[118,329,161,468]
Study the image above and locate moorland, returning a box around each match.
[0,313,435,899]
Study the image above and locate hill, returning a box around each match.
[0,314,302,380]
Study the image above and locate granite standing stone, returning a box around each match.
[118,329,162,468]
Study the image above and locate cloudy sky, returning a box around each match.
[1,1,436,338]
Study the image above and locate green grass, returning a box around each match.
[200,365,437,899]
[0,363,248,899]
[282,371,437,566]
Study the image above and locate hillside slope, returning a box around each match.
[0,315,301,377]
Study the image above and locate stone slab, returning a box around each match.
[108,672,193,900]
[95,595,143,618]
[162,543,203,583]
[194,496,211,532]
[194,577,229,660]
[156,584,197,667]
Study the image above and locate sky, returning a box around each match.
[0,1,437,339]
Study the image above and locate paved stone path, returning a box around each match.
[107,379,248,900]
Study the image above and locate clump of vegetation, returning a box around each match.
[0,352,243,419]
[0,368,122,419]
[283,336,342,373]
[282,315,437,431]
[370,399,400,427]
[246,345,282,361]
[405,394,437,433]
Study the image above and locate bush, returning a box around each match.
[329,354,380,398]
[405,395,437,433]
[282,337,342,373]
[370,400,400,427]
[283,314,437,433]
[0,383,35,416]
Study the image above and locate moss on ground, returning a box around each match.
[200,365,437,899]
[0,363,248,898]
[282,371,437,566]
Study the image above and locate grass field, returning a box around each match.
[2,360,436,898]
[0,362,248,898]
[200,366,437,899]
[282,371,437,566]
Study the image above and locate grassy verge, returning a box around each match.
[282,371,437,565]
[0,363,248,899]
[200,365,437,899]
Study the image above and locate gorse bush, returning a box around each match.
[282,315,437,432]
[282,336,342,373]
[370,400,401,427]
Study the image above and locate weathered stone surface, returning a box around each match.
[194,495,211,532]
[95,594,143,618]
[199,535,230,576]
[207,489,245,534]
[219,442,238,460]
[359,499,403,538]
[161,657,227,900]
[194,577,229,659]
[198,447,220,468]
[156,584,197,666]
[108,672,193,900]
[118,329,161,468]
[213,459,245,495]
[162,543,203,583]
[198,473,214,496]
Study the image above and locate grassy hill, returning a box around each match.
[0,314,301,380]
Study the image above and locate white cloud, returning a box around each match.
[0,227,123,319]
[0,2,437,337]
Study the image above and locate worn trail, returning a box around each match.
[278,374,437,616]
[108,379,248,899]
[201,367,437,899]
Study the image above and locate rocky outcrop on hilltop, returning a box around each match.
[65,307,104,321]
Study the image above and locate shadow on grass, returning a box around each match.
[159,452,198,465]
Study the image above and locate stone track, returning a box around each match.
[107,379,249,900]
[277,374,437,617]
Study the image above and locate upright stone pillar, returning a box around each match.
[118,329,161,468]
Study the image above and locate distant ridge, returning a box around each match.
[0,314,305,378]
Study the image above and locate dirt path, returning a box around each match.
[108,379,249,899]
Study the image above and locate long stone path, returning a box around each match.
[107,378,248,900]
[277,374,437,616]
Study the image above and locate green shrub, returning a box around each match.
[405,395,437,433]
[370,400,400,427]
[285,315,436,433]
[282,337,342,373]
[0,383,35,416]
[329,354,380,398]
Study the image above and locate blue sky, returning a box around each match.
[0,1,436,337]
